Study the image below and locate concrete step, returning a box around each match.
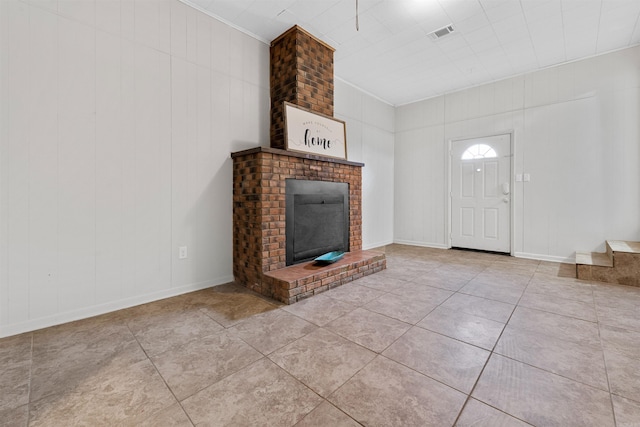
[576,240,640,286]
[607,240,640,254]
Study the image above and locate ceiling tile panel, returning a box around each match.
[562,7,601,29]
[481,0,523,23]
[446,45,475,61]
[478,50,511,71]
[562,6,600,59]
[372,25,427,54]
[492,13,530,44]
[454,13,491,34]
[412,2,453,34]
[206,0,246,21]
[438,0,484,22]
[561,0,601,11]
[521,0,562,24]
[191,0,640,105]
[359,14,393,44]
[462,22,495,40]
[325,17,361,45]
[597,0,640,51]
[431,33,469,53]
[468,35,502,55]
[306,3,355,36]
[368,0,417,34]
[285,0,340,22]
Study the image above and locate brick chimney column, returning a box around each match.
[270,25,335,150]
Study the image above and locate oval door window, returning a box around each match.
[461,144,497,160]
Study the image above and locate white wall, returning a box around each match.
[11,0,628,336]
[0,0,396,337]
[395,46,640,262]
[335,79,395,250]
[0,0,270,337]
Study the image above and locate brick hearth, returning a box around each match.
[264,250,386,302]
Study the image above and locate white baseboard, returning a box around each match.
[363,239,394,251]
[513,252,575,263]
[0,275,234,339]
[389,242,575,264]
[392,239,449,249]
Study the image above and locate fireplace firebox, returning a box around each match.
[286,179,349,265]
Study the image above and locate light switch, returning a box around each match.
[523,173,531,182]
[515,174,523,182]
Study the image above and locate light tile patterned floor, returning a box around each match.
[2,244,640,426]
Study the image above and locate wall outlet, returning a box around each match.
[178,246,188,259]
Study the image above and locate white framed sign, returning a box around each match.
[284,102,347,160]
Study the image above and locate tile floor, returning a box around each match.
[2,244,640,426]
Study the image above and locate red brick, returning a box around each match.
[232,21,382,304]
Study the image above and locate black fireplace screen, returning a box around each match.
[286,179,349,265]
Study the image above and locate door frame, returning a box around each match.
[446,131,515,255]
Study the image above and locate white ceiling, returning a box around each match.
[186,0,640,106]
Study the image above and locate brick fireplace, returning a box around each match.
[231,26,386,304]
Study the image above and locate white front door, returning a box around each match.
[450,134,511,253]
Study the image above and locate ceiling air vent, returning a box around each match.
[428,24,455,40]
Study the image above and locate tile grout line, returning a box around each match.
[356,257,522,424]
[125,322,197,426]
[228,321,362,425]
[450,263,537,427]
[27,332,34,427]
[8,248,636,425]
[593,291,619,427]
[494,282,614,393]
[282,267,438,425]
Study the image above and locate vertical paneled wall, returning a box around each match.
[334,79,395,250]
[0,0,270,337]
[394,46,640,261]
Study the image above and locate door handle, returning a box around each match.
[502,183,510,195]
